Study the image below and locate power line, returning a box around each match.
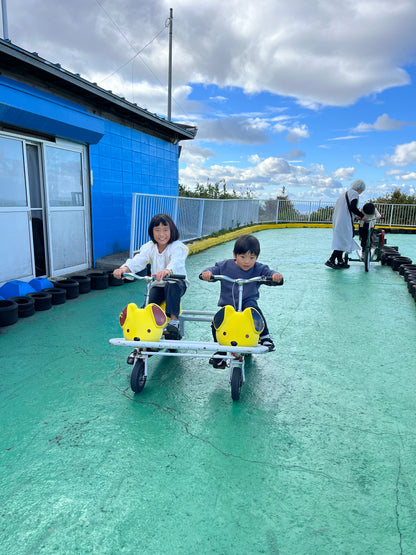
[94,0,190,118]
[95,0,168,85]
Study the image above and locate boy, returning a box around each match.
[358,202,382,251]
[201,235,283,363]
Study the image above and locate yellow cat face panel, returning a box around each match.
[213,305,265,347]
[119,303,167,342]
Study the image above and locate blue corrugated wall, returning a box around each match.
[89,120,180,261]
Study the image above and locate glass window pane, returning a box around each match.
[0,136,27,206]
[46,147,83,207]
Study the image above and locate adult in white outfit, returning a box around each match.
[325,180,366,269]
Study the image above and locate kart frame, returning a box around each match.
[109,273,274,400]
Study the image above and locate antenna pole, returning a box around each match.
[1,0,9,40]
[167,8,173,121]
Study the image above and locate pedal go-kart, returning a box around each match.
[345,226,386,272]
[109,272,282,401]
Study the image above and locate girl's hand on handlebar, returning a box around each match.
[153,269,171,282]
[113,266,129,280]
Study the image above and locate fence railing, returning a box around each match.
[129,194,416,257]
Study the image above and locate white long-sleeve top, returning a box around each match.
[123,240,189,286]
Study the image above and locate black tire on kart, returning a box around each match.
[0,299,19,327]
[364,247,370,272]
[130,359,147,393]
[9,296,35,318]
[231,366,243,401]
[42,287,67,305]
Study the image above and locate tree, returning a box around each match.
[179,180,253,199]
[370,188,416,204]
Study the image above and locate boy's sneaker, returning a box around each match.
[325,260,337,269]
[209,351,227,369]
[259,337,276,352]
[163,323,182,341]
[336,261,350,269]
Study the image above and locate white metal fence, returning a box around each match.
[129,194,416,256]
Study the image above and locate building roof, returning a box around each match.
[0,38,197,142]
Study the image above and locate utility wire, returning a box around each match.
[95,0,168,85]
[94,0,190,118]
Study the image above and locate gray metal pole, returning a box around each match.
[2,0,9,40]
[167,8,173,121]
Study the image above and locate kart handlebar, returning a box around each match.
[123,273,186,281]
[198,273,283,286]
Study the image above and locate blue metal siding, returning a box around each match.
[0,76,104,144]
[89,120,180,260]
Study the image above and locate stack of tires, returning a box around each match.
[379,245,415,305]
[1,270,126,328]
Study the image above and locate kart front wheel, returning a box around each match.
[231,366,243,401]
[364,247,370,272]
[130,359,146,393]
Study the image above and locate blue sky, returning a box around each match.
[6,0,416,203]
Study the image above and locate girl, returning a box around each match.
[113,214,188,340]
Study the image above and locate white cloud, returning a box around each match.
[329,135,360,141]
[179,153,346,200]
[332,167,355,181]
[354,113,414,132]
[286,124,310,144]
[196,117,270,144]
[8,0,416,108]
[388,141,416,166]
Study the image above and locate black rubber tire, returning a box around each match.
[364,247,370,272]
[231,366,243,401]
[70,275,91,294]
[42,287,67,305]
[107,271,124,286]
[26,292,53,311]
[53,279,79,299]
[404,270,416,283]
[407,278,416,293]
[0,299,19,327]
[9,296,36,318]
[385,253,402,266]
[391,257,413,272]
[87,272,109,290]
[381,246,399,253]
[399,264,416,277]
[130,359,147,393]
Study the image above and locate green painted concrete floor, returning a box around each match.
[1,228,416,554]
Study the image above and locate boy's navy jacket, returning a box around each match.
[203,259,276,308]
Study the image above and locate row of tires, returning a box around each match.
[0,271,127,327]
[379,246,416,302]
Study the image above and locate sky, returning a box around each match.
[4,0,416,203]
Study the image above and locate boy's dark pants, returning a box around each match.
[359,223,370,249]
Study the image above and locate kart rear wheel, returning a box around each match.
[130,359,146,393]
[231,366,243,401]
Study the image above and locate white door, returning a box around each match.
[0,133,91,285]
[0,135,34,283]
[43,143,91,276]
